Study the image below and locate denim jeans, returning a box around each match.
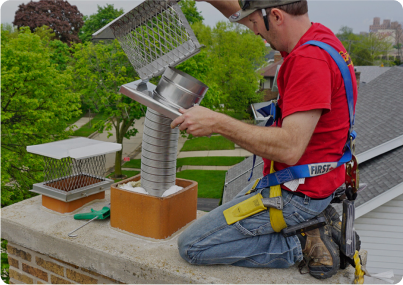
[178,180,334,268]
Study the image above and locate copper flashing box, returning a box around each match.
[27,138,122,213]
[110,174,198,239]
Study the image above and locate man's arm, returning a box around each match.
[200,0,254,30]
[171,106,321,165]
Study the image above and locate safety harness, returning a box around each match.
[224,41,357,232]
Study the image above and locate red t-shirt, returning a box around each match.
[262,23,358,198]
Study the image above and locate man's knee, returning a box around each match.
[177,230,193,264]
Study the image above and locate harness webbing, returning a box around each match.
[249,41,356,191]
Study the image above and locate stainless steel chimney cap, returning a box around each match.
[93,0,203,81]
[27,138,122,160]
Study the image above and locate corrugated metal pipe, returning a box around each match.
[141,67,208,197]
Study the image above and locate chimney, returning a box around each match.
[274,51,282,63]
[355,69,361,90]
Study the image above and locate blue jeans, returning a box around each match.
[178,180,333,268]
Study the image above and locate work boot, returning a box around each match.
[323,204,361,269]
[297,215,340,279]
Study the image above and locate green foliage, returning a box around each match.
[48,40,71,71]
[71,40,143,177]
[179,0,204,25]
[31,26,71,71]
[34,25,56,43]
[181,136,235,151]
[1,27,81,207]
[79,4,124,43]
[176,170,227,199]
[122,156,245,169]
[1,239,9,284]
[209,22,266,114]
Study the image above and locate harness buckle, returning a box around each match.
[262,197,283,210]
[345,155,359,196]
[245,178,261,195]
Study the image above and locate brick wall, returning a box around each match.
[7,243,122,284]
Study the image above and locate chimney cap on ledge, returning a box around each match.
[27,137,122,160]
[1,191,361,284]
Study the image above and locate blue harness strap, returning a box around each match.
[248,41,356,189]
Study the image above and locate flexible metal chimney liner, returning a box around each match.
[97,0,208,196]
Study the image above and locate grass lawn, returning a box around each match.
[176,170,227,199]
[181,136,235,152]
[107,170,140,182]
[73,113,109,137]
[122,156,245,169]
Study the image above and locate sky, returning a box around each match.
[1,0,403,35]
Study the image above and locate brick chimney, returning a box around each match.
[274,51,282,63]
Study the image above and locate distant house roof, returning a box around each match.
[354,66,391,84]
[223,66,403,207]
[260,59,283,77]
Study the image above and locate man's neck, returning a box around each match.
[284,15,312,53]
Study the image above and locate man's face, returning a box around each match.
[248,10,280,51]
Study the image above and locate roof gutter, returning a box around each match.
[357,134,403,164]
[355,181,403,219]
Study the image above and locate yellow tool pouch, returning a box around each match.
[269,161,287,232]
[223,161,287,231]
[223,193,267,225]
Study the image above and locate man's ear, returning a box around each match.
[270,8,284,25]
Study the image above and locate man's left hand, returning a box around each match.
[170,106,222,137]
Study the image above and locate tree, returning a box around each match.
[361,32,394,64]
[393,22,403,64]
[71,40,143,178]
[13,0,84,45]
[79,4,124,43]
[209,22,266,118]
[179,0,204,25]
[337,26,395,66]
[1,27,81,207]
[336,26,371,65]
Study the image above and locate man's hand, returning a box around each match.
[170,106,223,137]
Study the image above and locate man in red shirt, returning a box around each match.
[171,0,358,279]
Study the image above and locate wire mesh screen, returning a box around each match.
[109,0,202,80]
[43,155,107,192]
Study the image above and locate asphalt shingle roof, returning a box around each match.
[354,66,403,154]
[354,66,391,84]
